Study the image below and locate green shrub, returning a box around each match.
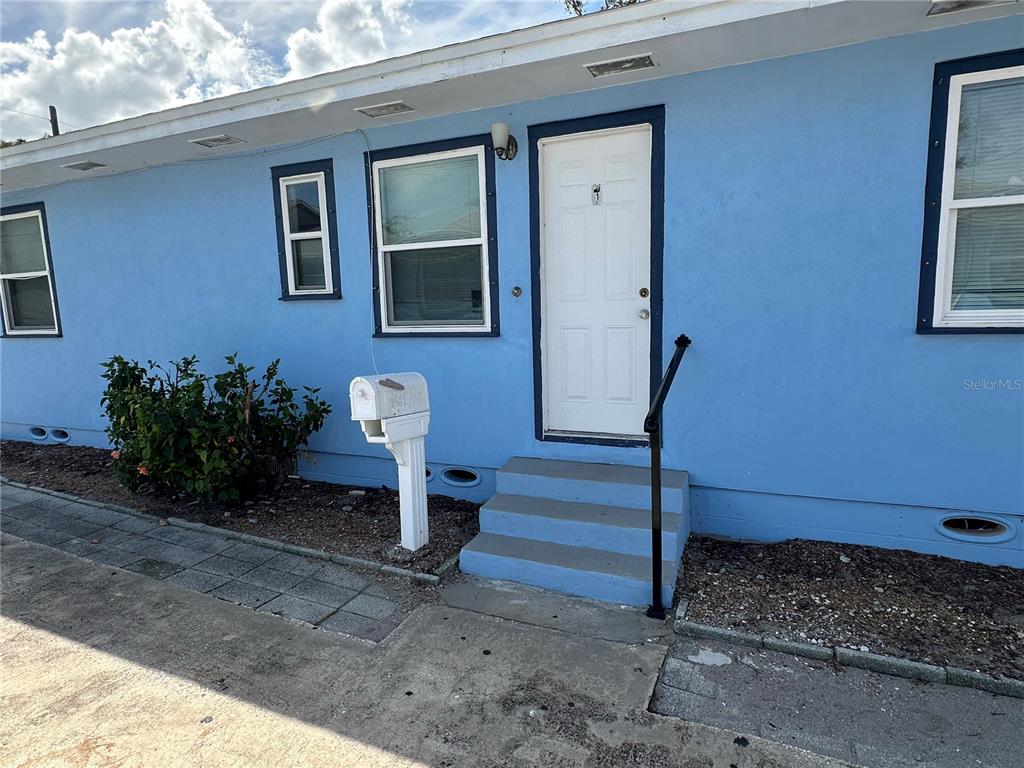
[101,354,332,503]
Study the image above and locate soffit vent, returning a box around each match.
[927,0,1015,15]
[189,134,247,148]
[355,101,416,118]
[585,54,656,78]
[61,160,108,171]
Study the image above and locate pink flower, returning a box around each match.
[110,450,121,460]
[227,436,236,444]
[137,466,149,476]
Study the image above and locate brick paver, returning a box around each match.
[0,482,406,642]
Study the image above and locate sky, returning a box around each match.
[0,0,578,140]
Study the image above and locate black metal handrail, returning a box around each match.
[644,333,692,620]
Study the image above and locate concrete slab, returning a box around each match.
[314,562,370,591]
[164,568,232,593]
[258,594,337,625]
[112,516,160,533]
[125,558,184,580]
[192,554,258,578]
[65,503,130,526]
[343,594,398,620]
[21,495,76,512]
[319,609,399,642]
[140,540,211,568]
[441,576,673,645]
[209,580,278,608]
[219,541,278,564]
[286,577,359,608]
[1,536,842,768]
[265,551,323,577]
[651,636,1024,768]
[237,564,306,592]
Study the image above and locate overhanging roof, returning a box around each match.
[2,0,1021,193]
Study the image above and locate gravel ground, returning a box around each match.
[0,441,479,573]
[680,536,1024,680]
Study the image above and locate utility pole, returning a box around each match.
[48,105,60,136]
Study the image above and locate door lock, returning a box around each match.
[639,287,649,298]
[638,309,650,320]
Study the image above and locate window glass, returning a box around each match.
[385,245,484,326]
[292,239,327,290]
[4,276,54,329]
[379,155,481,245]
[954,76,1024,200]
[951,204,1024,310]
[286,181,322,233]
[1,216,46,274]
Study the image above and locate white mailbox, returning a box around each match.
[349,373,430,551]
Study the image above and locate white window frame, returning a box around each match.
[0,209,59,336]
[932,63,1024,329]
[371,145,491,334]
[278,171,334,296]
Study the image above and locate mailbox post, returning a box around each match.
[349,373,430,551]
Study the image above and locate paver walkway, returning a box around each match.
[0,483,404,641]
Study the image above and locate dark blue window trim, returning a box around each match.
[271,158,342,300]
[528,106,665,447]
[0,201,63,339]
[917,48,1024,335]
[364,134,500,338]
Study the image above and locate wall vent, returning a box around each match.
[61,160,107,171]
[941,516,1008,537]
[585,54,655,78]
[355,101,416,118]
[189,134,247,148]
[441,466,481,487]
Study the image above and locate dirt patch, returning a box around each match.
[680,536,1024,680]
[1,441,479,574]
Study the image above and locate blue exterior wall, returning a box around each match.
[3,17,1022,565]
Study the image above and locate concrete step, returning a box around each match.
[496,457,688,510]
[480,493,684,558]
[459,532,676,607]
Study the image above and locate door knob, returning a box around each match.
[638,309,650,320]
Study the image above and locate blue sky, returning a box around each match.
[0,0,575,140]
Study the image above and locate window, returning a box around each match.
[271,159,340,299]
[368,136,499,336]
[0,203,60,336]
[918,49,1024,333]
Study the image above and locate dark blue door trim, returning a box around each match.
[528,106,666,447]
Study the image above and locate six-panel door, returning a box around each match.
[539,124,653,439]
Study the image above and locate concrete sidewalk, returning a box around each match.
[652,636,1023,768]
[0,535,842,768]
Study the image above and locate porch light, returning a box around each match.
[490,122,518,161]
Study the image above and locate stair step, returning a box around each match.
[459,532,676,607]
[481,493,683,557]
[497,457,688,509]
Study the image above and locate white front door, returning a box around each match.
[539,124,653,439]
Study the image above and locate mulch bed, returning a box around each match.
[680,536,1024,680]
[1,441,479,574]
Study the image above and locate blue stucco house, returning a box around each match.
[2,1,1022,607]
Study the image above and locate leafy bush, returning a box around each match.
[101,354,332,502]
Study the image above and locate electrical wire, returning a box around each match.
[2,107,83,130]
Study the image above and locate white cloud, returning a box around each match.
[0,0,279,139]
[283,0,412,80]
[0,0,568,140]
